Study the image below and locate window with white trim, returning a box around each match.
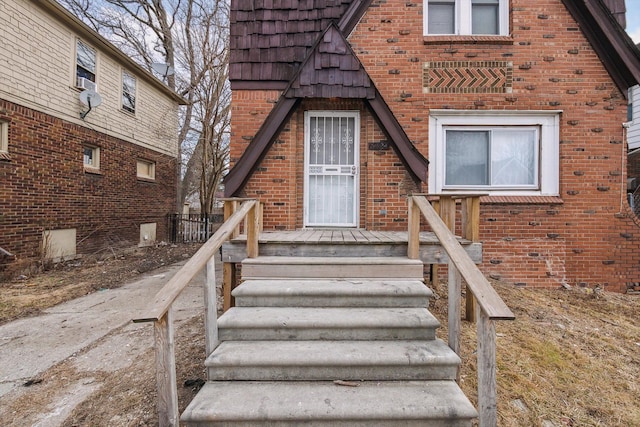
[122,70,136,114]
[137,159,156,180]
[429,111,560,196]
[0,121,8,154]
[83,145,100,170]
[424,0,509,36]
[76,40,97,89]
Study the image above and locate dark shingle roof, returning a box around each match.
[285,24,375,99]
[230,0,353,87]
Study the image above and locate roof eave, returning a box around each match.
[36,0,187,105]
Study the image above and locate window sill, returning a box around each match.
[479,195,564,205]
[0,152,10,162]
[84,166,102,175]
[121,108,136,117]
[423,35,514,45]
[137,176,156,183]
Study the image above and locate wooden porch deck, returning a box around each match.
[221,229,482,264]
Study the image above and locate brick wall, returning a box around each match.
[0,99,177,261]
[229,0,640,292]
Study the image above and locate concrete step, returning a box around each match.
[181,380,477,426]
[241,256,425,280]
[206,339,459,381]
[217,307,440,341]
[233,279,432,308]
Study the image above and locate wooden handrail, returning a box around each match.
[133,200,258,324]
[132,199,259,427]
[411,196,514,320]
[408,195,513,427]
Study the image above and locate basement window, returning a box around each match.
[83,145,100,171]
[137,159,156,180]
[0,121,8,159]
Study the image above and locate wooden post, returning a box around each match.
[154,310,178,427]
[223,262,236,312]
[246,201,260,258]
[430,200,440,287]
[407,197,420,259]
[224,200,240,239]
[222,199,239,312]
[204,257,218,356]
[448,263,462,358]
[477,309,498,427]
[462,196,481,322]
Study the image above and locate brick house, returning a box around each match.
[225,0,640,292]
[0,0,184,267]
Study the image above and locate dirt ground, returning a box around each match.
[1,246,639,426]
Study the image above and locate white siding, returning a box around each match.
[0,0,179,157]
[628,85,640,150]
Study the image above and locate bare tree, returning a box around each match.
[61,0,230,213]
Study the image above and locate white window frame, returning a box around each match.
[429,110,560,196]
[76,39,97,85]
[0,121,8,154]
[83,145,100,170]
[137,159,156,180]
[122,70,137,114]
[423,0,509,36]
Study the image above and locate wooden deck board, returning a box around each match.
[222,229,482,265]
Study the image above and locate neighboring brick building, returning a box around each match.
[0,0,184,267]
[225,0,640,292]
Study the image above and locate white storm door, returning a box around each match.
[304,111,359,227]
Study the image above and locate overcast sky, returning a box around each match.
[627,0,640,43]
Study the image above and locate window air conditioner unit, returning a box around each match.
[76,77,97,92]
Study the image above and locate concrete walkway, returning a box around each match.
[0,259,208,426]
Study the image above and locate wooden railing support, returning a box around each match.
[477,309,498,427]
[134,199,259,427]
[154,309,178,427]
[407,197,421,259]
[408,195,513,427]
[204,257,218,355]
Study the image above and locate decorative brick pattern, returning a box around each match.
[229,0,640,292]
[423,61,513,94]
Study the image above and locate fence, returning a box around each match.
[167,214,224,243]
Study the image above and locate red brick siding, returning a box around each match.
[229,0,640,292]
[0,99,177,261]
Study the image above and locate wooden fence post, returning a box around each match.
[154,310,178,427]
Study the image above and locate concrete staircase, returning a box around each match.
[181,256,477,426]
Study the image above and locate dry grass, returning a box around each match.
[2,248,639,426]
[430,281,640,426]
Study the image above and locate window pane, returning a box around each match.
[77,41,96,76]
[445,130,489,185]
[491,130,537,186]
[84,147,94,165]
[122,71,136,113]
[428,2,455,34]
[472,0,499,34]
